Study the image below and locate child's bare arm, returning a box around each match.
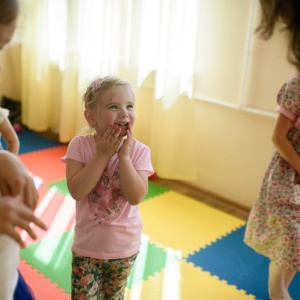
[66,156,109,201]
[0,118,19,155]
[118,129,148,205]
[66,126,123,201]
[119,160,148,205]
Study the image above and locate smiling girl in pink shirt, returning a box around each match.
[62,76,154,299]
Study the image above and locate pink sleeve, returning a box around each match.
[276,74,300,126]
[132,143,154,177]
[61,136,84,164]
[276,105,297,121]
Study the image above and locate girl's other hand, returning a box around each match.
[95,125,123,159]
[118,123,133,159]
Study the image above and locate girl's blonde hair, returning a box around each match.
[83,75,134,110]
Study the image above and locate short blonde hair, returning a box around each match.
[83,76,134,110]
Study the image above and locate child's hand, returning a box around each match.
[95,125,123,159]
[118,124,133,159]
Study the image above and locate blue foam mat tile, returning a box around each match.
[2,129,61,154]
[186,225,300,300]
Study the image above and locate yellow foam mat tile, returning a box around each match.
[140,191,245,256]
[125,260,254,300]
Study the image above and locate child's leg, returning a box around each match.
[71,253,101,299]
[101,252,138,299]
[71,252,138,299]
[269,260,293,300]
[284,269,296,289]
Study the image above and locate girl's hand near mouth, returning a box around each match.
[95,125,123,159]
[118,123,133,159]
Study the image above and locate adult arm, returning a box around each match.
[0,196,47,248]
[0,151,37,209]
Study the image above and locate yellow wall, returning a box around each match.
[134,85,275,209]
[191,100,275,209]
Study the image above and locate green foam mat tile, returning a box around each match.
[127,234,180,288]
[48,179,169,201]
[20,231,74,294]
[143,181,169,201]
[47,179,69,196]
[20,231,179,294]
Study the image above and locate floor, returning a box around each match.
[150,176,250,221]
[16,129,300,300]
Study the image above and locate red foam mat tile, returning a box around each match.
[19,146,68,184]
[18,259,70,300]
[17,185,75,246]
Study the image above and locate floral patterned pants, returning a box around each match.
[71,252,138,300]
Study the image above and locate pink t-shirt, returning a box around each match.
[62,135,154,259]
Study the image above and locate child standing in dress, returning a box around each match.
[63,75,154,299]
[244,1,300,299]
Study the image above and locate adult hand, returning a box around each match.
[0,151,38,210]
[0,195,47,248]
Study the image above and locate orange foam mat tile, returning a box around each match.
[18,259,70,300]
[19,145,68,184]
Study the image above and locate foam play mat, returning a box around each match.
[14,129,300,299]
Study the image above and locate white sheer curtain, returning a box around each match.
[4,0,199,180]
[20,0,200,117]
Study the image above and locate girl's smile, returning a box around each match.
[115,122,129,136]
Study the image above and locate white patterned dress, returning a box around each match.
[244,72,300,270]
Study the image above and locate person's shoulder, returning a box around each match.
[70,134,93,142]
[132,139,151,156]
[278,72,300,96]
[132,138,150,149]
[288,72,300,87]
[68,134,94,147]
